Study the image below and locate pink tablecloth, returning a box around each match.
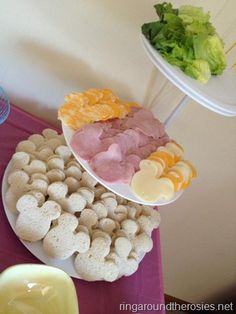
[0,105,165,314]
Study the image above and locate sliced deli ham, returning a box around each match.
[124,154,141,171]
[71,124,104,160]
[90,144,135,183]
[71,107,169,183]
[125,108,165,139]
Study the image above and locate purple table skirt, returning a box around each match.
[0,105,165,314]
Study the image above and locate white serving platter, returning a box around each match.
[62,122,183,206]
[2,161,79,278]
[141,35,236,117]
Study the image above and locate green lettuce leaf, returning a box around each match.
[141,2,227,83]
[154,2,178,21]
[178,5,210,25]
[193,34,227,75]
[184,59,211,83]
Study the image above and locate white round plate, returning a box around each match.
[2,161,79,278]
[62,122,183,206]
[141,35,236,116]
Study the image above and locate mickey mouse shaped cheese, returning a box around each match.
[15,195,61,242]
[131,159,175,202]
[43,213,90,259]
[74,237,119,282]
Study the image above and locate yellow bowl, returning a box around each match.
[0,264,79,314]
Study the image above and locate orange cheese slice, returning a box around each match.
[182,160,197,178]
[149,151,175,167]
[140,159,164,178]
[64,93,88,105]
[167,170,184,188]
[84,90,101,105]
[131,159,175,202]
[171,163,191,190]
[165,141,184,162]
[154,177,175,201]
[164,173,180,192]
[147,156,166,169]
[181,180,191,190]
[100,89,119,102]
[58,88,136,130]
[171,140,184,151]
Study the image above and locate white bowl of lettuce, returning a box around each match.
[142,2,227,84]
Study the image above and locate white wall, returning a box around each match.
[1,0,236,303]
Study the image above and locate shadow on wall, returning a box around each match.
[17,40,132,95]
[16,0,167,106]
[28,0,158,42]
[12,38,184,127]
[9,0,185,121]
[11,39,132,125]
[10,93,60,128]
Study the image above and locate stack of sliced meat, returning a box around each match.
[71,108,169,183]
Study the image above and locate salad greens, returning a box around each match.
[142,2,226,83]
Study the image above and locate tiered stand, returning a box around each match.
[62,37,236,207]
